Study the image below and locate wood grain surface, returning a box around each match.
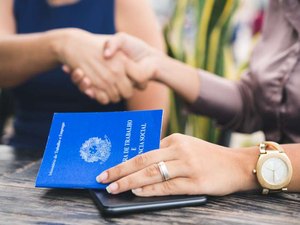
[0,145,299,225]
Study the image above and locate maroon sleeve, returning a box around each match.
[189,70,262,133]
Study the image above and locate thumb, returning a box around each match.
[103,33,126,59]
[125,58,148,90]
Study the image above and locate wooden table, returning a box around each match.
[1,145,299,225]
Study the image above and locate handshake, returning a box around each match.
[57,30,163,105]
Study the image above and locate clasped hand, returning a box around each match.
[61,31,159,104]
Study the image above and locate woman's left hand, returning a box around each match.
[96,133,258,197]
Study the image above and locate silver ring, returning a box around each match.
[157,161,170,181]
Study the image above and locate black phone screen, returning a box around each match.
[90,189,207,215]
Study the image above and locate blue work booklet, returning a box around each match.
[36,110,163,189]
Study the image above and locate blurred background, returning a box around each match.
[1,0,269,147]
[149,0,268,147]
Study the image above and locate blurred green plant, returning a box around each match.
[165,0,239,143]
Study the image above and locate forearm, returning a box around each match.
[0,29,68,87]
[153,53,245,128]
[154,54,200,104]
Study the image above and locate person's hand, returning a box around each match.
[62,51,139,104]
[69,32,162,99]
[103,32,162,88]
[96,133,258,196]
[54,29,137,104]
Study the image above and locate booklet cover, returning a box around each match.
[36,110,163,189]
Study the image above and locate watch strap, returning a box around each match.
[259,141,284,154]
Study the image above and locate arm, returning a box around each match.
[115,0,170,134]
[0,29,121,103]
[155,55,248,129]
[0,0,60,87]
[0,0,135,104]
[96,133,300,196]
[103,33,260,132]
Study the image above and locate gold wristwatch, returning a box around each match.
[253,141,293,194]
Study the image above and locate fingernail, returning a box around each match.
[96,171,108,183]
[85,89,94,99]
[131,188,142,195]
[106,182,118,194]
[62,65,70,73]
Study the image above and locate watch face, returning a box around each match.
[261,157,289,185]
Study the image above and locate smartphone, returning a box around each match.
[90,189,207,216]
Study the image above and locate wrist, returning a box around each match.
[152,53,200,103]
[48,28,82,64]
[150,50,167,81]
[47,29,67,64]
[231,147,260,193]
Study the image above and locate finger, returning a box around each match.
[93,90,110,105]
[84,88,95,99]
[160,136,172,148]
[124,59,146,89]
[100,54,130,102]
[62,65,71,74]
[70,69,93,96]
[103,33,126,58]
[71,68,85,84]
[78,77,92,93]
[109,84,121,103]
[96,148,176,184]
[105,160,187,194]
[80,62,116,103]
[115,74,133,99]
[79,72,113,105]
[104,32,141,60]
[81,65,107,91]
[82,77,92,88]
[131,178,196,197]
[110,59,134,99]
[90,59,121,103]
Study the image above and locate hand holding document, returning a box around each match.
[36,110,163,189]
